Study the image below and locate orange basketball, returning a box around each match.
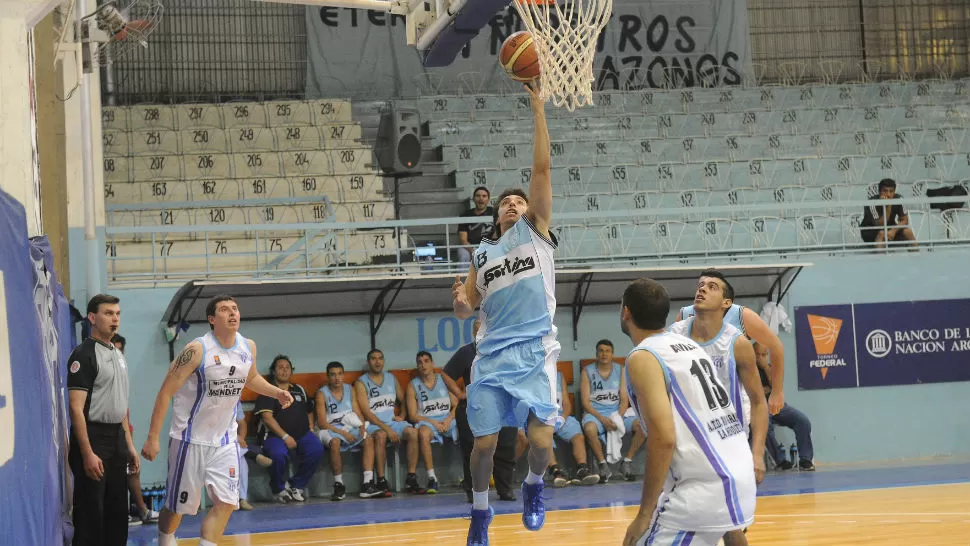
[499,31,540,82]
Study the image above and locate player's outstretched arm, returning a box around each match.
[405,382,429,426]
[452,272,481,319]
[524,83,552,238]
[623,350,675,546]
[734,336,767,484]
[142,340,203,461]
[742,307,785,414]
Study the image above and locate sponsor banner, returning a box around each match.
[306,0,751,98]
[796,299,970,390]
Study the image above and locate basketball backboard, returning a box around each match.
[254,0,513,67]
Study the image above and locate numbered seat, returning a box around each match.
[797,215,843,249]
[311,99,353,123]
[551,224,603,261]
[105,240,152,279]
[188,178,243,201]
[229,125,278,152]
[344,200,394,222]
[101,130,130,157]
[131,180,191,203]
[102,181,140,205]
[330,148,373,176]
[222,102,268,128]
[320,123,363,148]
[232,151,283,178]
[130,154,182,181]
[100,107,128,132]
[338,173,383,203]
[126,104,177,131]
[192,205,249,229]
[273,126,323,151]
[102,156,131,184]
[942,208,970,240]
[265,100,313,127]
[600,222,655,260]
[277,149,332,176]
[257,204,309,225]
[180,128,231,154]
[176,104,224,130]
[240,177,292,200]
[183,152,233,180]
[748,216,797,252]
[698,218,746,253]
[129,129,181,155]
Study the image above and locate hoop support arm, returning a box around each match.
[253,0,412,16]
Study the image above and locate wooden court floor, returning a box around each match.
[179,483,970,546]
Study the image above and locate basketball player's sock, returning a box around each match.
[427,468,437,480]
[363,470,374,483]
[334,473,343,484]
[622,457,633,463]
[158,531,177,546]
[199,540,217,546]
[524,470,543,485]
[598,460,607,467]
[473,489,489,510]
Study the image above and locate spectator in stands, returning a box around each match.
[754,343,815,471]
[456,186,495,263]
[581,339,641,483]
[406,351,460,494]
[860,178,917,249]
[314,361,373,501]
[354,349,422,496]
[111,334,160,526]
[234,403,254,510]
[254,355,325,503]
[443,319,523,503]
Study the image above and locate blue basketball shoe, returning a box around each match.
[521,481,546,531]
[467,505,494,546]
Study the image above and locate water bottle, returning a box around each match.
[789,444,799,469]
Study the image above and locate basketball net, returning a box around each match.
[512,0,612,111]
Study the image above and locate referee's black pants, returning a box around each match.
[456,400,518,496]
[69,422,129,546]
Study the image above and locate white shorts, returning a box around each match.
[165,438,240,515]
[636,525,726,546]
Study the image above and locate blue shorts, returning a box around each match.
[316,426,365,452]
[582,413,637,442]
[467,337,561,437]
[416,419,458,444]
[366,419,413,440]
[555,415,582,442]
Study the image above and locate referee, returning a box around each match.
[67,294,137,546]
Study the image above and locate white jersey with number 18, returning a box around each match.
[626,331,755,533]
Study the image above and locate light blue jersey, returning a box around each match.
[320,384,355,427]
[585,362,622,415]
[680,303,746,336]
[360,371,397,425]
[473,216,558,358]
[466,216,561,437]
[412,374,452,420]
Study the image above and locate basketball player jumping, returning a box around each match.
[141,296,294,546]
[452,83,558,546]
[668,271,768,546]
[619,279,756,546]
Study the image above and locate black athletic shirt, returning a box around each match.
[254,383,313,443]
[443,342,476,394]
[66,337,130,424]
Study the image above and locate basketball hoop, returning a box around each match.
[511,0,612,111]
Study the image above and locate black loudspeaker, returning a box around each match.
[377,107,422,173]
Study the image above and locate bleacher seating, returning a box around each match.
[101,99,399,280]
[407,78,970,261]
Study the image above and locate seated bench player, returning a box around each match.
[547,370,599,487]
[581,340,641,482]
[354,348,422,495]
[406,351,460,494]
[315,361,375,501]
